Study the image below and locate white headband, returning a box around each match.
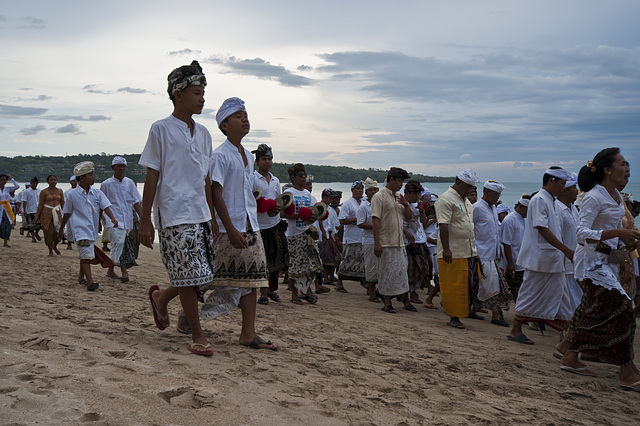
[457,169,479,185]
[565,172,578,188]
[483,180,505,194]
[518,196,530,207]
[545,168,569,180]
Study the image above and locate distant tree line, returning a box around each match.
[0,154,454,184]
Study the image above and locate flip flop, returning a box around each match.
[188,343,213,357]
[506,334,534,345]
[87,282,99,291]
[560,365,597,377]
[268,293,281,302]
[241,335,278,351]
[447,320,465,329]
[291,298,304,305]
[148,285,169,330]
[620,380,640,392]
[257,296,269,305]
[423,303,438,310]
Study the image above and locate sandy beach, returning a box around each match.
[1,233,639,425]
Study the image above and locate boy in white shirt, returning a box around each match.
[140,61,216,356]
[58,162,118,291]
[198,97,276,350]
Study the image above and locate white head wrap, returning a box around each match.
[496,204,510,214]
[518,196,530,207]
[457,169,479,185]
[73,161,95,177]
[112,156,127,166]
[483,180,505,194]
[69,176,77,182]
[216,97,246,126]
[565,172,578,188]
[430,194,438,203]
[544,168,569,180]
[363,177,378,191]
[421,187,431,198]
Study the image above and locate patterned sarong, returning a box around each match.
[159,222,215,287]
[287,232,322,294]
[377,247,409,297]
[338,243,365,279]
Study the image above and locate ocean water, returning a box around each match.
[34,180,640,226]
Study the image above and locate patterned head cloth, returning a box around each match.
[167,60,206,100]
[351,180,364,190]
[404,180,424,193]
[363,177,378,191]
[457,169,479,185]
[322,188,340,198]
[73,161,95,177]
[112,156,127,166]
[216,97,246,126]
[306,174,314,183]
[288,163,306,177]
[251,144,273,159]
[483,180,505,194]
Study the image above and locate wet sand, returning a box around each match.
[1,233,639,425]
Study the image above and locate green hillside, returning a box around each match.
[0,154,454,184]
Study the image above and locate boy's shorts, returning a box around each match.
[77,240,95,260]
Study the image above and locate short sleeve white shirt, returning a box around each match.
[356,199,373,245]
[501,210,525,271]
[556,200,579,274]
[338,197,363,244]
[63,186,112,241]
[253,170,281,230]
[100,176,141,230]
[473,199,500,261]
[23,187,41,214]
[139,115,212,229]
[210,140,258,233]
[403,203,427,245]
[517,188,564,272]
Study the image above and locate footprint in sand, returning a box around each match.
[158,387,219,409]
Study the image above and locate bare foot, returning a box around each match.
[54,248,61,255]
[106,270,120,279]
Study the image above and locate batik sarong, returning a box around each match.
[287,232,322,294]
[159,222,215,287]
[377,247,409,297]
[338,243,365,279]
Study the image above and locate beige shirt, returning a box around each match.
[371,186,405,248]
[435,186,476,259]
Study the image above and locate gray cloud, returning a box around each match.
[0,104,48,117]
[83,84,111,94]
[44,115,111,122]
[117,87,150,94]
[297,65,312,72]
[20,125,47,135]
[56,124,84,134]
[22,16,45,29]
[168,48,201,57]
[207,55,314,87]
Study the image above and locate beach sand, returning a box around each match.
[1,234,639,425]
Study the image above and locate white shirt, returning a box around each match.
[338,197,363,244]
[284,188,316,237]
[473,199,500,261]
[574,184,627,296]
[323,205,339,239]
[139,115,212,229]
[501,210,526,272]
[403,203,427,245]
[23,187,41,214]
[210,140,258,233]
[63,186,112,241]
[1,178,19,221]
[100,176,141,230]
[556,200,579,274]
[253,170,281,230]
[356,199,373,245]
[517,188,565,273]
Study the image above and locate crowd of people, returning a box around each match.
[2,61,640,392]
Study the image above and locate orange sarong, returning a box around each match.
[438,258,473,318]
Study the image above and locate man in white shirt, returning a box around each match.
[508,167,575,345]
[336,181,366,292]
[63,176,78,249]
[317,188,340,290]
[252,144,288,305]
[21,177,42,242]
[100,156,142,283]
[357,177,380,302]
[501,195,530,300]
[473,180,511,327]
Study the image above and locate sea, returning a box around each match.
[32,180,640,226]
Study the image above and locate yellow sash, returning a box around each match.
[438,258,471,318]
[0,199,15,224]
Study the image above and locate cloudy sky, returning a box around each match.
[1,0,639,182]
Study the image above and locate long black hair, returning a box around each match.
[578,147,620,192]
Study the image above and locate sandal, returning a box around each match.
[257,296,269,305]
[267,292,281,302]
[381,305,396,314]
[291,298,304,305]
[306,294,318,304]
[424,303,438,310]
[188,343,213,357]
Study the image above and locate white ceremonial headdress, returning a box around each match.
[216,97,246,125]
[496,204,510,214]
[69,175,77,182]
[421,187,431,198]
[518,196,530,207]
[483,180,505,194]
[457,169,479,185]
[545,168,569,180]
[363,177,378,191]
[112,156,127,166]
[73,161,94,177]
[565,172,578,188]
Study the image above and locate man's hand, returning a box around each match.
[443,248,453,264]
[139,220,155,249]
[374,242,382,258]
